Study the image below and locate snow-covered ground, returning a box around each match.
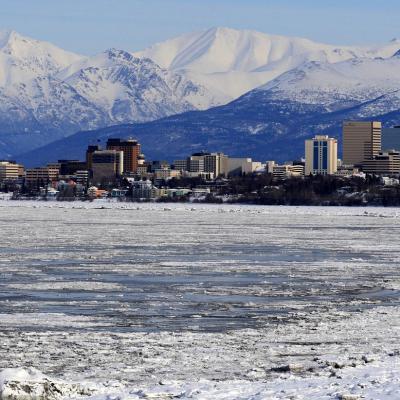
[0,201,399,399]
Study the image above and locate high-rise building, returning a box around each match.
[343,121,381,166]
[86,145,101,171]
[382,126,400,152]
[187,153,206,173]
[106,138,141,173]
[305,135,338,175]
[91,150,123,184]
[203,153,228,177]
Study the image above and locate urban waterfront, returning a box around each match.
[0,202,399,399]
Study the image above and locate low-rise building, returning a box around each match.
[173,159,188,172]
[272,163,304,180]
[224,157,261,176]
[130,179,158,199]
[154,168,181,181]
[362,150,400,175]
[0,161,23,181]
[25,166,59,187]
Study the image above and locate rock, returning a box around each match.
[361,355,374,363]
[0,380,96,400]
[271,364,304,373]
[338,395,361,400]
[326,361,345,369]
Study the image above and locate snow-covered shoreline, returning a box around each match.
[1,202,399,399]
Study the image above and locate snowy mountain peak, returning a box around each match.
[0,29,81,66]
[391,49,400,57]
[0,29,16,48]
[134,27,400,101]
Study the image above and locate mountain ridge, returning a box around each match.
[2,27,400,161]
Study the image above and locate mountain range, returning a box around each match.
[1,27,400,164]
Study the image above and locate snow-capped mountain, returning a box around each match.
[0,30,82,86]
[135,27,400,101]
[21,50,400,166]
[57,49,217,123]
[3,27,400,161]
[256,55,400,113]
[0,30,216,158]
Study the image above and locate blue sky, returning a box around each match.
[0,0,398,54]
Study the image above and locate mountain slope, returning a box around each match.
[135,27,400,101]
[4,28,400,161]
[57,49,218,123]
[18,55,400,166]
[0,32,216,158]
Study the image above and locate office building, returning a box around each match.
[106,138,141,173]
[25,166,59,187]
[57,160,87,176]
[362,151,400,175]
[343,121,381,165]
[187,153,206,173]
[91,150,123,185]
[86,145,101,171]
[173,159,188,172]
[382,126,400,152]
[0,161,23,181]
[203,153,228,177]
[224,158,261,176]
[305,135,338,175]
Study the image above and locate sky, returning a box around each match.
[0,0,398,55]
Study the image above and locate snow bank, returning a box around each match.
[1,359,400,400]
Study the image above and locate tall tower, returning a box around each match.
[305,135,338,175]
[86,145,101,170]
[106,138,141,174]
[342,121,381,166]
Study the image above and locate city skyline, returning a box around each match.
[0,0,399,54]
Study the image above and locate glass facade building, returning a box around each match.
[305,135,338,175]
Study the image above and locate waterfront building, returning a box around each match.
[305,135,338,175]
[91,150,123,185]
[130,179,158,199]
[106,138,141,173]
[343,121,381,166]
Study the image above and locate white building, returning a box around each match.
[272,163,304,180]
[305,135,338,175]
[224,158,261,176]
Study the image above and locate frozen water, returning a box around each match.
[0,202,399,399]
